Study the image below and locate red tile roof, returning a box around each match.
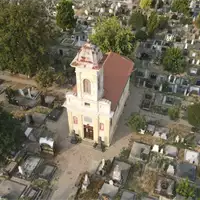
[103,52,134,111]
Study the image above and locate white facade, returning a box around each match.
[63,43,132,146]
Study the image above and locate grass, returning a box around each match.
[28,106,51,114]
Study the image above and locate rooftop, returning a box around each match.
[103,52,133,111]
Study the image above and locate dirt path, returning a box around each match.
[0,71,68,95]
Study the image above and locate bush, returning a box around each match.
[135,30,148,41]
[168,106,180,120]
[176,179,195,198]
[188,103,200,127]
[35,69,54,88]
[129,11,147,30]
[128,113,146,132]
[158,16,168,30]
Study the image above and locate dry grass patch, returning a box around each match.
[131,133,164,146]
[139,170,157,195]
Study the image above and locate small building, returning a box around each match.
[128,142,151,163]
[63,42,133,146]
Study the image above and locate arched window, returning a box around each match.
[83,79,91,94]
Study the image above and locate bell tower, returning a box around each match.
[70,42,104,101]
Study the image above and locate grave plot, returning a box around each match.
[0,180,26,199]
[75,173,104,200]
[16,155,44,180]
[154,176,175,198]
[36,163,57,181]
[108,158,131,186]
[19,186,42,200]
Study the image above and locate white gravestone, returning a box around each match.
[82,174,90,191]
[112,165,121,182]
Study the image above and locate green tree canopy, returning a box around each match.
[129,11,147,30]
[56,0,76,30]
[188,103,200,128]
[147,11,159,36]
[140,0,152,9]
[35,69,55,88]
[195,14,200,29]
[171,0,189,15]
[0,0,55,76]
[90,17,135,56]
[158,16,168,30]
[168,106,180,120]
[0,108,24,164]
[176,179,195,198]
[128,113,146,132]
[135,30,148,41]
[162,47,186,74]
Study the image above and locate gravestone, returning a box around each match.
[18,166,25,176]
[82,174,90,191]
[175,135,180,143]
[112,165,121,182]
[152,145,159,152]
[167,165,174,175]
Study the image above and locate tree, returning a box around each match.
[188,103,200,128]
[195,14,200,29]
[90,17,135,56]
[176,179,195,198]
[172,0,189,15]
[135,30,148,41]
[128,113,146,132]
[0,0,55,76]
[158,16,168,30]
[56,0,76,30]
[35,69,55,88]
[140,0,152,9]
[168,106,180,120]
[147,11,159,36]
[0,108,24,164]
[129,11,147,30]
[162,48,186,74]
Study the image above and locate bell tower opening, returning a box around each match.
[70,42,105,101]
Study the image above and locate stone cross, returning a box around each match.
[82,174,90,191]
[112,165,121,182]
[175,135,180,143]
[18,166,24,175]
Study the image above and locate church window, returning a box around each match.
[83,79,91,94]
[73,116,78,124]
[100,123,104,131]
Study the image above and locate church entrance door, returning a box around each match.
[84,124,93,140]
